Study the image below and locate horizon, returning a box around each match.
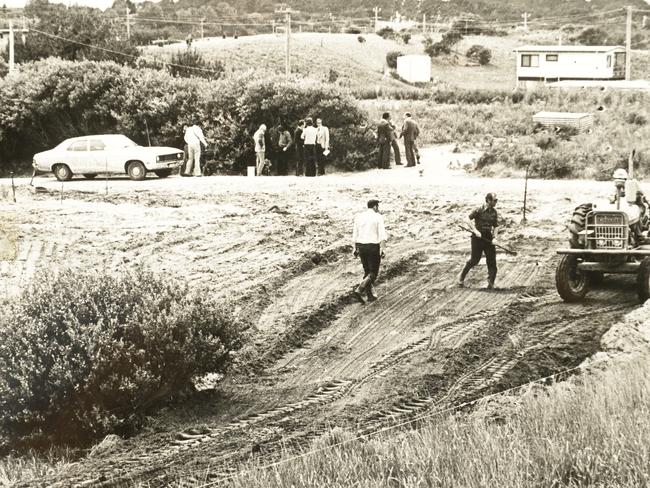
[2,0,157,10]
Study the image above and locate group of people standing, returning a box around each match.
[376,112,420,169]
[253,118,331,177]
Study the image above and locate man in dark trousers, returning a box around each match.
[353,198,387,303]
[301,118,318,177]
[389,119,402,165]
[376,112,393,169]
[458,193,500,289]
[400,112,419,167]
[293,120,305,176]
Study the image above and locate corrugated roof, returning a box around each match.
[514,45,624,53]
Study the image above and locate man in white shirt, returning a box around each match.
[301,118,318,177]
[253,124,267,175]
[315,118,330,176]
[352,198,387,303]
[184,122,208,177]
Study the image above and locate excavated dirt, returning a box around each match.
[0,145,644,487]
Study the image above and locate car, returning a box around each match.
[32,134,185,181]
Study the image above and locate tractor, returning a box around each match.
[556,168,650,303]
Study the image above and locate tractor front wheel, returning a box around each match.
[556,255,590,302]
[636,258,650,303]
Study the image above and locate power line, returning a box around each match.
[26,27,224,75]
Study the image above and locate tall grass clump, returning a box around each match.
[226,358,650,487]
[0,267,245,447]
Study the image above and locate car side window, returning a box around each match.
[89,140,106,151]
[68,140,88,152]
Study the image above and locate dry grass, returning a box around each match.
[0,448,74,487]
[217,357,650,488]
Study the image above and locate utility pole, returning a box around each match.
[126,6,130,40]
[643,15,647,29]
[625,5,632,81]
[521,12,530,30]
[275,7,292,77]
[422,13,426,34]
[8,19,14,73]
[200,18,204,39]
[373,6,381,32]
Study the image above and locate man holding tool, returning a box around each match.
[458,192,503,289]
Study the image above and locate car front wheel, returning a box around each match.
[53,164,73,182]
[127,161,147,181]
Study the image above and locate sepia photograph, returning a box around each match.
[1,0,650,486]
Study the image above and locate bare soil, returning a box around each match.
[0,145,641,487]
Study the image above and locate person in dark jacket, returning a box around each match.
[376,112,393,170]
[458,193,500,289]
[277,125,292,176]
[400,112,420,167]
[389,120,402,165]
[292,120,305,176]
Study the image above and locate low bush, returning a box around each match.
[465,45,492,65]
[376,26,395,39]
[0,267,245,446]
[401,33,411,45]
[386,50,403,69]
[168,48,225,79]
[345,26,362,34]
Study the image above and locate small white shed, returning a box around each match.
[396,55,431,83]
[514,45,626,88]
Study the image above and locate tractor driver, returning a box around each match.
[610,168,628,204]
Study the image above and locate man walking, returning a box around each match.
[376,112,392,170]
[315,118,330,176]
[458,193,500,289]
[400,112,419,167]
[301,118,318,177]
[184,122,208,177]
[352,198,388,303]
[253,124,267,176]
[293,120,305,176]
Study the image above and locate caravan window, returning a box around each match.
[546,54,558,62]
[521,54,539,67]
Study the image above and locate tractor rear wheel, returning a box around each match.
[568,203,593,248]
[636,258,650,303]
[556,255,590,302]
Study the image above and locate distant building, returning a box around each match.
[396,55,431,83]
[514,45,626,88]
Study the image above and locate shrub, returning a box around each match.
[626,112,648,126]
[345,26,362,34]
[424,30,463,57]
[168,48,225,79]
[401,32,411,44]
[0,267,244,446]
[465,44,492,65]
[573,27,622,46]
[386,51,403,69]
[0,59,375,175]
[376,26,395,39]
[357,35,366,43]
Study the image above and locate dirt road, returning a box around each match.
[1,146,641,487]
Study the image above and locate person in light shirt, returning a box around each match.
[315,118,330,175]
[183,122,208,177]
[301,118,318,177]
[352,199,388,303]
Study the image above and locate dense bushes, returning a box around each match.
[385,51,403,69]
[466,45,492,65]
[168,49,225,79]
[0,59,375,175]
[0,267,244,446]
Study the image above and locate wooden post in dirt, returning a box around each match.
[522,163,530,224]
[625,5,632,81]
[10,172,16,203]
[628,148,636,179]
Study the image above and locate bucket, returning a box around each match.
[247,166,256,177]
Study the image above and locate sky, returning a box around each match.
[3,0,156,9]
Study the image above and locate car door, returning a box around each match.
[87,138,107,174]
[65,139,89,173]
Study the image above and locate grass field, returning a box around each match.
[225,356,650,488]
[144,30,650,92]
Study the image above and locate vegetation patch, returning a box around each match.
[0,267,245,448]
